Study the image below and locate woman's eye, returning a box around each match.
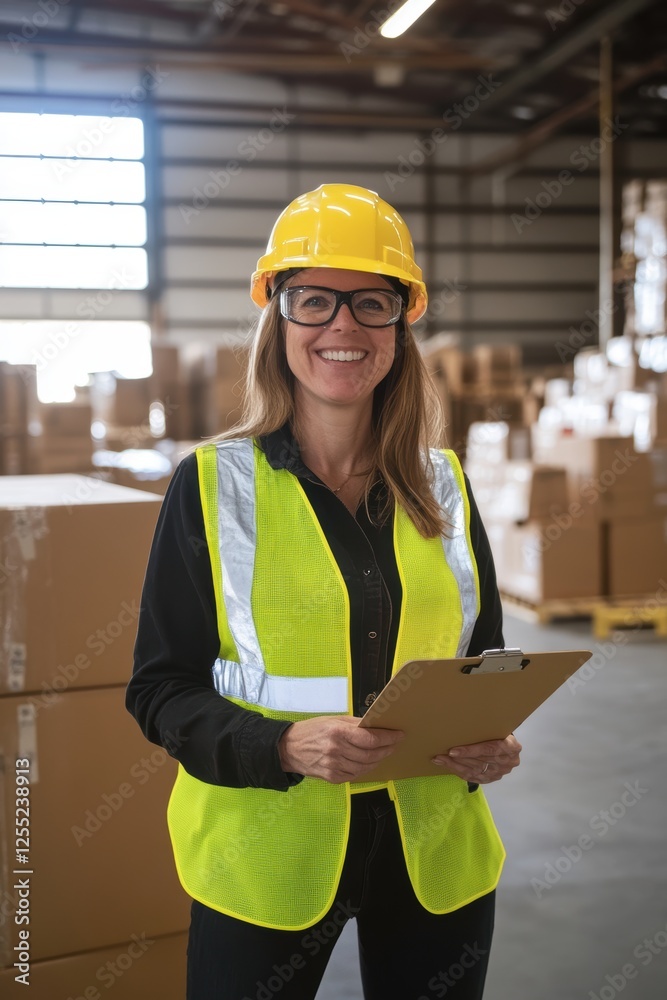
[358,297,383,310]
[303,296,328,308]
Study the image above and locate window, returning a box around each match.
[0,320,152,403]
[0,112,147,288]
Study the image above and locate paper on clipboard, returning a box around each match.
[354,648,592,782]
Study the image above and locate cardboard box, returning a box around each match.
[531,433,654,519]
[113,379,154,427]
[150,344,181,388]
[32,437,95,476]
[468,462,568,525]
[0,932,187,1000]
[607,515,667,597]
[0,687,190,966]
[0,366,40,476]
[0,476,161,695]
[101,425,159,452]
[215,346,247,381]
[471,344,521,385]
[0,364,38,436]
[39,403,92,439]
[494,520,602,602]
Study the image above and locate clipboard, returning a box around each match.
[354,647,592,782]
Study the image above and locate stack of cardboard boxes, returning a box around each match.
[98,343,248,450]
[467,420,667,603]
[424,342,540,455]
[187,345,249,439]
[37,399,95,475]
[0,476,190,998]
[0,364,40,476]
[622,179,667,340]
[465,422,602,603]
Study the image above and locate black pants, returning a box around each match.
[187,788,495,1000]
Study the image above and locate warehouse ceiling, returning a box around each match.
[1,0,666,137]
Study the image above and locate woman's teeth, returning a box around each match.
[317,350,367,362]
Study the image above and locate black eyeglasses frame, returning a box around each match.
[278,285,404,328]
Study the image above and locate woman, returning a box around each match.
[126,183,521,1000]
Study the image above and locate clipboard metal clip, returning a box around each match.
[466,647,529,674]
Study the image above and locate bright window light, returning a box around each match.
[0,158,145,202]
[0,203,146,246]
[379,0,438,38]
[0,113,144,158]
[0,112,147,290]
[0,247,148,288]
[0,320,152,402]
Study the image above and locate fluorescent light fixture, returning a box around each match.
[380,0,437,38]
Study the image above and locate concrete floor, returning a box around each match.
[315,610,667,999]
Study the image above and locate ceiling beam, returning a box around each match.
[469,50,667,174]
[476,0,661,115]
[0,27,492,71]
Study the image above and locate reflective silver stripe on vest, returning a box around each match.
[212,659,348,713]
[212,438,348,713]
[429,450,479,657]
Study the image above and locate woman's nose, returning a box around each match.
[326,302,358,330]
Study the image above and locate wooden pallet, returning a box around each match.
[592,601,667,640]
[500,593,602,625]
[501,592,667,639]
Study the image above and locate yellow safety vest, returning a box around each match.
[167,438,505,930]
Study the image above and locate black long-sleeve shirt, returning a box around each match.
[126,424,504,792]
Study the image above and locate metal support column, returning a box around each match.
[598,35,616,352]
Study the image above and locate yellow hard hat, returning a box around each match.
[251,183,428,323]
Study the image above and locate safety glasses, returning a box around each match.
[279,285,404,328]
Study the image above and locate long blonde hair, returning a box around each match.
[214,296,449,538]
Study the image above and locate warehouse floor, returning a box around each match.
[315,610,667,1000]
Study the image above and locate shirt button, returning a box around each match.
[368,631,378,639]
[364,692,378,707]
[363,568,373,576]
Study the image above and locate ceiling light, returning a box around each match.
[512,105,537,119]
[379,0,438,39]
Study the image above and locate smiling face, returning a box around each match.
[281,268,399,415]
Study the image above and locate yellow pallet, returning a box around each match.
[501,592,667,639]
[592,602,667,640]
[500,593,602,626]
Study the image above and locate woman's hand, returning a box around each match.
[431,734,522,785]
[278,715,404,784]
